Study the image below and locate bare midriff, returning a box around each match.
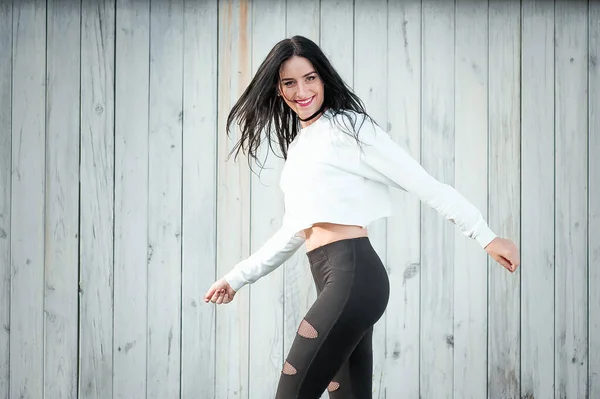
[303,222,368,252]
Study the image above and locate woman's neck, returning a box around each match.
[299,106,326,128]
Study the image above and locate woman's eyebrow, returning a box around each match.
[280,71,317,82]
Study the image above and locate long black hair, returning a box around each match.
[226,35,373,169]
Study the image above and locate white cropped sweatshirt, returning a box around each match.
[223,110,497,291]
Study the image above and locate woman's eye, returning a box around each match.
[307,76,315,81]
[284,81,294,87]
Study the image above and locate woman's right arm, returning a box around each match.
[222,225,305,292]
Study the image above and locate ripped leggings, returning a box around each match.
[275,237,390,399]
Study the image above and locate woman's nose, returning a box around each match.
[296,82,310,98]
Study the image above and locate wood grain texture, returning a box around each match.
[79,1,115,398]
[0,1,11,397]
[420,2,455,397]
[589,2,600,397]
[147,1,184,397]
[320,0,354,86]
[181,1,218,398]
[10,1,46,398]
[554,1,589,397]
[247,1,286,398]
[520,1,555,398]
[113,1,149,398]
[45,1,80,397]
[286,0,319,43]
[216,0,252,397]
[487,1,521,398]
[454,2,488,398]
[384,0,421,397]
[354,0,388,396]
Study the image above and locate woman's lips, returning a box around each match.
[295,96,314,107]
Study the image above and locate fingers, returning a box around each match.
[495,254,515,273]
[207,288,233,305]
[204,278,236,305]
[488,238,520,273]
[506,247,520,272]
[210,290,221,303]
[204,287,216,303]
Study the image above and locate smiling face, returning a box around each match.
[278,56,325,127]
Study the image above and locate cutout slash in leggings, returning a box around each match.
[327,381,340,392]
[282,361,297,375]
[298,319,318,339]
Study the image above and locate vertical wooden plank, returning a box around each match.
[384,0,421,397]
[454,1,488,398]
[520,1,555,398]
[216,0,252,397]
[589,2,600,396]
[247,1,286,398]
[286,0,319,42]
[146,1,183,398]
[354,0,388,396]
[45,1,80,398]
[282,3,320,393]
[181,1,217,398]
[0,1,11,397]
[488,1,521,398]
[420,1,455,397]
[79,0,115,398]
[320,0,353,82]
[10,1,46,398]
[555,1,589,397]
[113,1,149,398]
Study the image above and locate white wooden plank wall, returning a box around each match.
[0,1,11,398]
[79,1,115,398]
[454,2,488,398]
[0,1,599,398]
[10,1,46,398]
[488,2,521,398]
[114,1,149,398]
[590,2,600,397]
[45,1,80,398]
[147,1,184,398]
[521,2,555,399]
[181,1,218,399]
[555,2,589,397]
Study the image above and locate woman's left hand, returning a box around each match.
[485,237,520,273]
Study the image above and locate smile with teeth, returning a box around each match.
[295,96,314,107]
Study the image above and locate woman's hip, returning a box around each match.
[306,236,390,322]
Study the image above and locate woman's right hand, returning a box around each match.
[204,278,237,305]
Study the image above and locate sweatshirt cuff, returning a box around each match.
[223,270,247,292]
[474,224,497,249]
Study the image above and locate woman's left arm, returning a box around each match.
[355,119,519,272]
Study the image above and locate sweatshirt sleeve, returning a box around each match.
[356,119,497,248]
[223,225,305,292]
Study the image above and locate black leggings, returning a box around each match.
[275,237,390,399]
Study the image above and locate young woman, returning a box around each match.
[204,35,520,399]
